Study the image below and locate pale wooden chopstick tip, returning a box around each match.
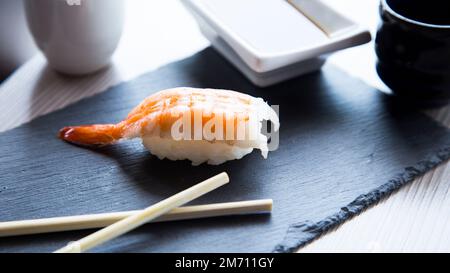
[54,172,229,253]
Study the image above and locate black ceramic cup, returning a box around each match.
[375,0,450,107]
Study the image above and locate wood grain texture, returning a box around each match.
[0,48,449,252]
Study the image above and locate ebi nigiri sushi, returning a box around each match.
[59,87,279,165]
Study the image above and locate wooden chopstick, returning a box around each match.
[54,172,230,253]
[0,199,273,238]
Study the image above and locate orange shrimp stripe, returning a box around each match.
[59,88,254,146]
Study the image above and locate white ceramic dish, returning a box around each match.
[182,0,371,86]
[199,19,327,87]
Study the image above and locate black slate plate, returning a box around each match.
[0,48,449,253]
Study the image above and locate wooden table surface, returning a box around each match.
[0,0,449,252]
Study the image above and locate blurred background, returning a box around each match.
[0,0,37,82]
[0,0,379,84]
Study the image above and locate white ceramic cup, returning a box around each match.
[24,0,125,75]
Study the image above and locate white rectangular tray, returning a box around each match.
[182,0,371,86]
[199,19,327,87]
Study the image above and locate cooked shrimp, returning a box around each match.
[59,87,279,165]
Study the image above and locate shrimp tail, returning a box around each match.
[58,124,122,146]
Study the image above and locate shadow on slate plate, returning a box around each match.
[0,47,449,253]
